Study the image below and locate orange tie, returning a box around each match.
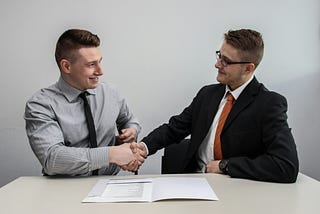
[214,92,234,160]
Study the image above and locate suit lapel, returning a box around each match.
[196,85,224,143]
[205,85,225,129]
[188,84,225,156]
[222,77,261,132]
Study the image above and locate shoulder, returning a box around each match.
[252,84,289,114]
[25,84,59,116]
[246,78,287,105]
[27,84,58,105]
[195,83,224,99]
[258,84,287,104]
[198,83,223,94]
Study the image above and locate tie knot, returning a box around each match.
[226,92,234,102]
[79,91,89,100]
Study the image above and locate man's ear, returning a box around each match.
[245,63,255,74]
[60,59,71,74]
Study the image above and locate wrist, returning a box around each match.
[108,146,115,163]
[139,142,149,155]
[219,159,229,174]
[108,146,118,164]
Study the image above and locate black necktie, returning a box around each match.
[79,92,99,175]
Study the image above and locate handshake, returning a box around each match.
[109,127,148,172]
[109,142,147,172]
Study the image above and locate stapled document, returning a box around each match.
[82,177,219,203]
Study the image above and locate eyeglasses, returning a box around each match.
[216,51,252,67]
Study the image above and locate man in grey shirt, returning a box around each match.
[24,29,144,176]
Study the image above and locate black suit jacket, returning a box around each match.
[142,77,299,183]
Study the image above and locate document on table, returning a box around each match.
[82,177,219,203]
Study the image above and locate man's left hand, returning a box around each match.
[116,128,137,143]
[205,160,222,173]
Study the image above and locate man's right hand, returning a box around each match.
[120,142,148,172]
[109,142,146,168]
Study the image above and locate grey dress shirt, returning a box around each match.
[24,77,141,176]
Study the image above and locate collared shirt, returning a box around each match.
[24,77,141,176]
[197,75,254,172]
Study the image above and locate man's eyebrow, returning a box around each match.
[220,53,232,62]
[87,57,102,64]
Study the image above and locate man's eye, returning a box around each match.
[222,57,231,64]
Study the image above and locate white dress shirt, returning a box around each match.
[24,77,141,176]
[197,75,254,172]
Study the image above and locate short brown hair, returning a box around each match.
[224,29,264,68]
[55,29,100,69]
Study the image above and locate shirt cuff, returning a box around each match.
[139,142,149,155]
[89,147,109,171]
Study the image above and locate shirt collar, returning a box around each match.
[57,76,97,102]
[224,75,254,100]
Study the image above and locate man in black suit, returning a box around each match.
[134,29,299,183]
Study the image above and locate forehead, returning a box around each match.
[220,40,241,60]
[76,47,102,62]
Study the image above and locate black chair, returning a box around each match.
[161,139,190,174]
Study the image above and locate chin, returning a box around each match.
[87,84,98,89]
[216,76,226,84]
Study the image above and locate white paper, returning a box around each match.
[101,179,153,202]
[151,177,218,201]
[83,178,152,202]
[82,177,218,203]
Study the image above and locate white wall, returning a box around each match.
[0,0,319,186]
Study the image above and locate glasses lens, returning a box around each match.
[216,51,227,67]
[216,51,220,60]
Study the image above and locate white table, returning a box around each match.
[0,173,319,214]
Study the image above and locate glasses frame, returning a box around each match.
[216,50,252,67]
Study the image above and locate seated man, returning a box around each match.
[136,29,299,183]
[24,29,144,176]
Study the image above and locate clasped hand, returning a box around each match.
[109,142,147,172]
[120,142,147,172]
[110,127,147,172]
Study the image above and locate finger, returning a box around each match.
[127,160,139,171]
[117,129,129,139]
[124,160,135,171]
[137,147,147,158]
[117,134,127,140]
[135,155,145,165]
[135,149,145,160]
[120,164,129,171]
[121,128,136,141]
[126,163,135,171]
[121,136,134,143]
[116,134,126,144]
[133,164,139,172]
[137,143,148,155]
[130,142,138,153]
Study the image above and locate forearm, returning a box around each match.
[228,153,298,183]
[25,118,110,175]
[43,145,109,176]
[142,120,191,155]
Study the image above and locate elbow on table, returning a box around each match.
[281,165,299,183]
[274,159,299,183]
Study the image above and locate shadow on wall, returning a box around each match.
[0,127,42,187]
[272,71,320,181]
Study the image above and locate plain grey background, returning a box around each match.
[0,0,319,187]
